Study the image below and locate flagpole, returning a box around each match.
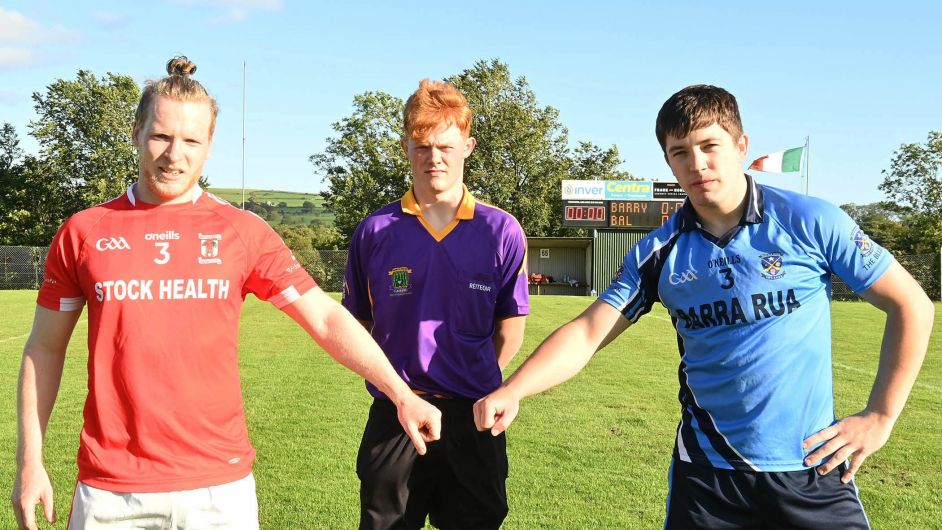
[804,136,810,195]
[241,60,246,209]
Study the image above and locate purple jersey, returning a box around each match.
[343,186,529,399]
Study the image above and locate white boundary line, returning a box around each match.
[833,361,941,393]
[0,318,88,344]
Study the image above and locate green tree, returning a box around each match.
[311,59,630,240]
[311,91,411,239]
[879,131,942,252]
[447,59,572,236]
[840,202,910,253]
[0,123,23,171]
[29,70,141,208]
[880,131,942,215]
[570,141,634,181]
[0,124,76,245]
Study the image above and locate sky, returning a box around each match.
[2,1,940,207]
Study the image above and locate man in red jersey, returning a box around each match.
[11,56,441,530]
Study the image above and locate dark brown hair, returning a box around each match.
[655,84,742,152]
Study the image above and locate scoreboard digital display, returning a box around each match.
[608,200,684,228]
[562,200,608,228]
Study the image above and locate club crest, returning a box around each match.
[852,228,874,256]
[198,233,222,264]
[388,266,413,296]
[759,252,785,280]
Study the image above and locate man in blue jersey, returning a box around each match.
[473,84,934,528]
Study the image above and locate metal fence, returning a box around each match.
[2,245,940,300]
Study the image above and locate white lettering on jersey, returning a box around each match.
[144,230,181,241]
[95,279,229,301]
[95,237,131,251]
[154,242,171,265]
[94,280,155,302]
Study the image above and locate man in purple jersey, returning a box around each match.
[342,79,530,530]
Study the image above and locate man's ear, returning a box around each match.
[738,133,749,161]
[401,137,409,155]
[464,136,477,159]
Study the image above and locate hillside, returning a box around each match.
[208,188,334,227]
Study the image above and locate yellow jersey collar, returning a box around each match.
[401,185,476,220]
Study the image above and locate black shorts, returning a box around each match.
[665,458,871,529]
[357,397,509,530]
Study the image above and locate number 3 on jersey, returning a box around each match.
[719,267,734,289]
[154,242,171,265]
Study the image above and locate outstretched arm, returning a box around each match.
[281,287,441,455]
[803,261,934,482]
[474,300,630,435]
[13,305,81,530]
[493,315,526,371]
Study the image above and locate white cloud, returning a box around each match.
[0,8,78,44]
[0,46,38,67]
[171,0,282,23]
[212,7,249,24]
[0,8,39,44]
[94,11,131,29]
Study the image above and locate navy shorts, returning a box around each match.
[357,397,508,530]
[665,458,870,529]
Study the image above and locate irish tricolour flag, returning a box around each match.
[748,146,804,173]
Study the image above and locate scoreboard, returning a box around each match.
[562,200,608,228]
[561,180,687,229]
[608,200,684,228]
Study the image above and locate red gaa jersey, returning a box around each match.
[37,186,316,492]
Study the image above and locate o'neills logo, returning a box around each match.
[145,230,181,241]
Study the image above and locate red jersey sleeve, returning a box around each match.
[37,218,87,312]
[242,219,316,308]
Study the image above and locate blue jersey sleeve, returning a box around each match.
[599,242,658,323]
[816,202,893,293]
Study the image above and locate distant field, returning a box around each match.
[208,188,334,227]
[1,294,939,528]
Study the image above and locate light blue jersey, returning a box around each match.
[600,175,893,471]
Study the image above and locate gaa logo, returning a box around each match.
[96,237,131,251]
[669,267,698,285]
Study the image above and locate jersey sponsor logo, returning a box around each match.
[759,252,785,280]
[144,230,181,241]
[388,266,413,296]
[852,228,875,257]
[669,267,699,285]
[95,237,131,251]
[468,282,493,292]
[94,278,231,301]
[198,233,222,264]
[674,288,801,329]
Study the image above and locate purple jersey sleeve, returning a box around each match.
[495,218,529,318]
[342,221,372,321]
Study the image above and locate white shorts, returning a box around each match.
[68,473,259,530]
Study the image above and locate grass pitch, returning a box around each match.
[0,292,939,528]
